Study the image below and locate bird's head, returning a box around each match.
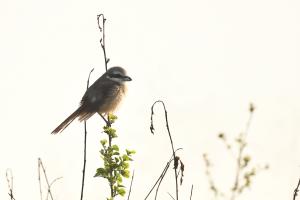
[106,66,132,83]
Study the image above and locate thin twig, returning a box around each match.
[46,177,63,200]
[97,14,109,72]
[231,103,255,200]
[38,161,43,200]
[6,169,15,200]
[155,161,172,200]
[50,177,63,188]
[167,192,176,200]
[86,68,94,90]
[150,100,179,200]
[144,160,171,200]
[293,178,300,200]
[189,184,193,200]
[127,170,135,200]
[38,158,55,200]
[145,148,182,200]
[154,148,182,199]
[80,68,94,200]
[202,153,220,197]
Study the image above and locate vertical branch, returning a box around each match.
[97,14,110,72]
[97,13,114,198]
[94,13,135,200]
[230,103,255,200]
[293,178,300,200]
[150,100,179,200]
[97,14,111,127]
[80,68,94,200]
[6,169,15,200]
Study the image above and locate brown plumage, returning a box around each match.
[51,66,131,134]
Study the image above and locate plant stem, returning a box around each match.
[151,100,179,200]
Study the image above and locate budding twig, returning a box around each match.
[150,100,179,200]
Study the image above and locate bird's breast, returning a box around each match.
[98,84,126,114]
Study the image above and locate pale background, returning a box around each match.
[0,0,299,199]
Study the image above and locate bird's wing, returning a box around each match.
[80,80,119,111]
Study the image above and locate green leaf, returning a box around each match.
[94,168,107,177]
[100,139,107,146]
[108,113,118,122]
[126,149,136,155]
[121,169,130,178]
[117,188,126,196]
[103,126,110,132]
[122,162,129,169]
[117,184,125,188]
[117,175,123,183]
[111,163,119,169]
[110,131,118,138]
[112,144,119,151]
[100,149,105,155]
[122,154,130,161]
[103,127,118,138]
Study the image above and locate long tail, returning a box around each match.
[51,107,83,134]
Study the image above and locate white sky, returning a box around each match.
[0,0,300,200]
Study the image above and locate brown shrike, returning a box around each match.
[52,66,132,134]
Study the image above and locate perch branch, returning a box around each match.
[80,68,94,200]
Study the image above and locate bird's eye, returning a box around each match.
[110,73,122,78]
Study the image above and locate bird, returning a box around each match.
[51,66,132,134]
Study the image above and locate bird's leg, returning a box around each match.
[100,113,111,127]
[107,114,110,126]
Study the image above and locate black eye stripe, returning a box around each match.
[110,73,122,78]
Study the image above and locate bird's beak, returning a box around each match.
[123,76,132,81]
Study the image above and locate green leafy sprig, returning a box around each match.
[94,114,135,200]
